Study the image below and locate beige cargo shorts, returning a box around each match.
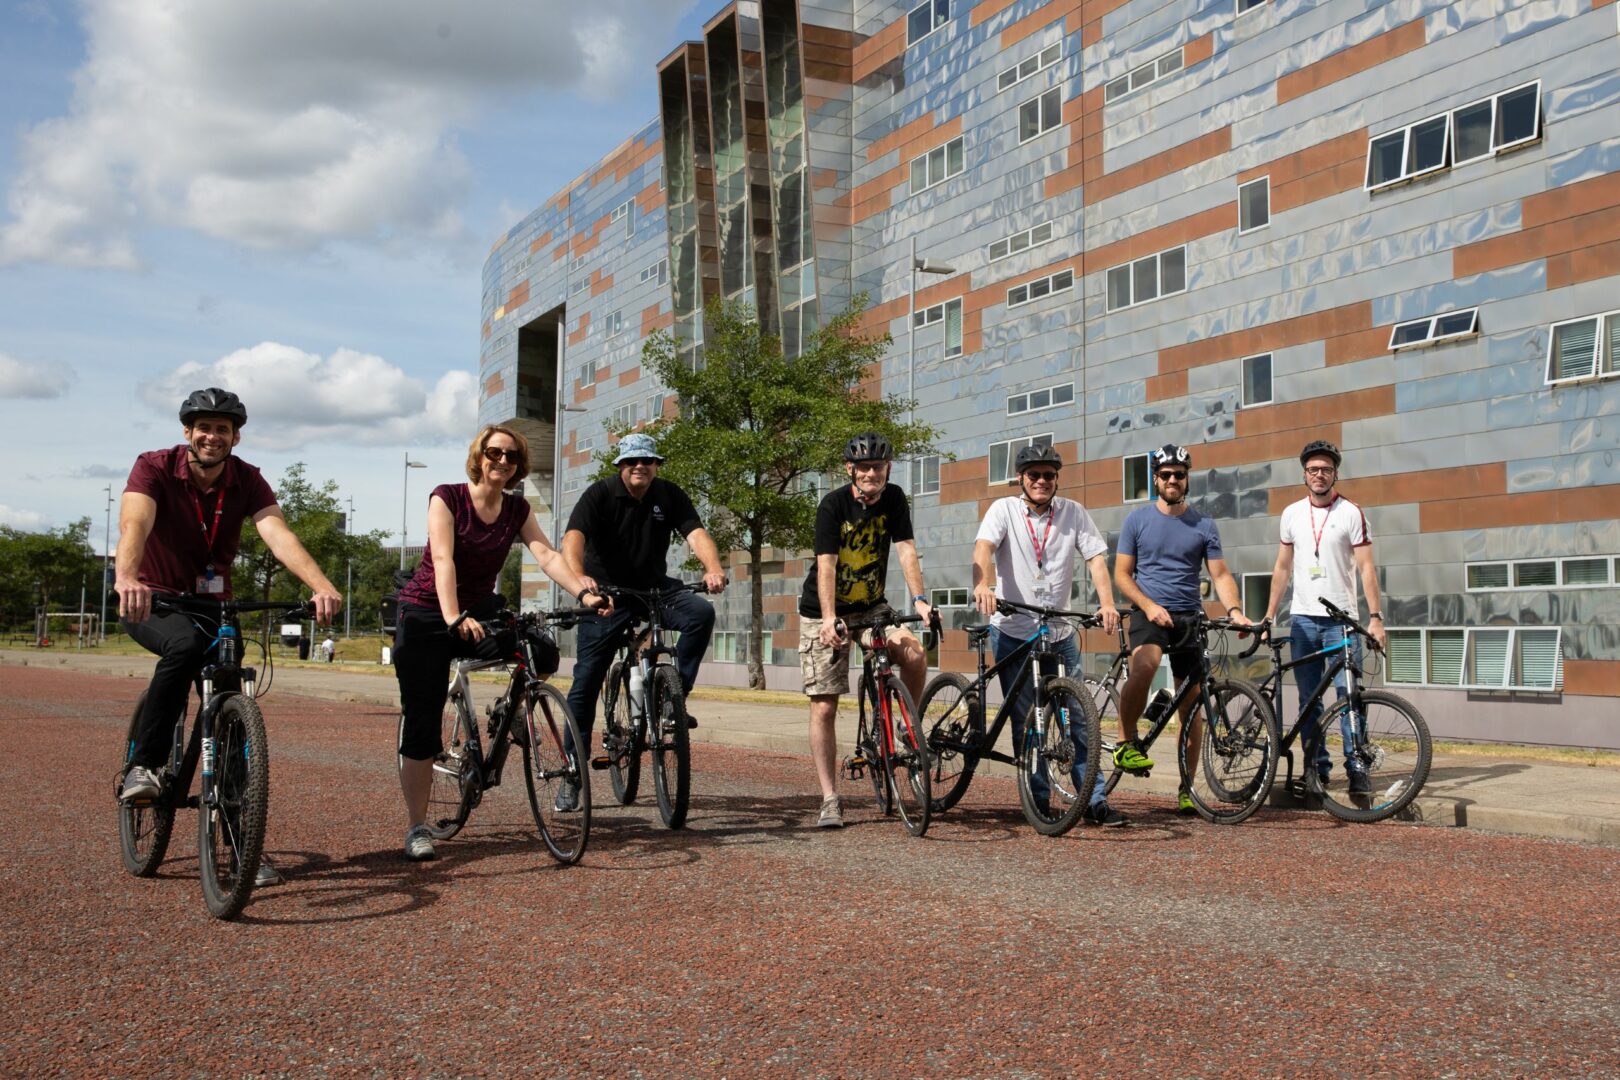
[799,617,906,697]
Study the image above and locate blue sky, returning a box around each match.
[0,0,708,547]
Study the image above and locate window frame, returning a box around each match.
[1384,625,1564,691]
[1006,268,1074,309]
[1365,81,1542,193]
[988,221,1055,262]
[1465,556,1617,591]
[1545,310,1619,385]
[913,297,964,357]
[1103,47,1184,104]
[906,0,950,47]
[1237,176,1270,234]
[997,42,1062,93]
[639,259,668,285]
[1007,381,1074,417]
[1240,574,1270,623]
[1388,307,1481,351]
[1240,352,1274,408]
[1235,0,1269,14]
[909,136,966,196]
[1104,246,1187,312]
[929,587,971,608]
[1122,453,1152,503]
[1017,86,1062,144]
[914,454,941,496]
[988,433,1054,485]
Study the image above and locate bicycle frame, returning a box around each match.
[1256,624,1366,791]
[1098,616,1223,791]
[932,618,1070,770]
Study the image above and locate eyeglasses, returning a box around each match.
[621,457,659,468]
[483,447,522,464]
[1304,466,1337,477]
[851,461,888,473]
[1156,470,1188,481]
[1023,470,1058,482]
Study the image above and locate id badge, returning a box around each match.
[198,565,225,594]
[1307,563,1325,582]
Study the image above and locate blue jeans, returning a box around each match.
[1290,614,1364,777]
[566,576,716,738]
[990,628,1108,808]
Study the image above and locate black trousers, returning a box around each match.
[125,610,213,768]
[393,599,502,760]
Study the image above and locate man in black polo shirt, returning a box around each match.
[562,433,727,772]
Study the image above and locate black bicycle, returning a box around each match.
[596,580,715,830]
[1252,600,1432,822]
[428,607,594,864]
[117,594,314,919]
[918,599,1103,835]
[1088,613,1281,824]
[836,606,936,836]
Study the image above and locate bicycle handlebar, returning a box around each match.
[992,597,1105,627]
[1320,600,1383,652]
[599,579,721,602]
[152,594,314,620]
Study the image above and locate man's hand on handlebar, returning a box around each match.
[702,570,728,595]
[310,588,343,626]
[1096,603,1121,635]
[818,615,844,649]
[115,575,153,623]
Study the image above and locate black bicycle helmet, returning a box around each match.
[1299,439,1342,467]
[1015,443,1063,473]
[179,387,247,428]
[843,431,894,462]
[1149,443,1190,470]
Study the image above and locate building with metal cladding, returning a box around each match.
[480,0,1620,748]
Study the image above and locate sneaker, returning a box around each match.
[1347,768,1372,795]
[816,796,844,829]
[1176,788,1196,816]
[254,857,286,887]
[1112,741,1154,773]
[120,765,161,802]
[1085,801,1129,827]
[553,780,580,813]
[404,824,436,861]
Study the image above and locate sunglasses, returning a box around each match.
[483,447,522,464]
[621,457,659,468]
[1023,470,1058,482]
[1304,465,1337,477]
[1156,470,1188,481]
[851,460,888,473]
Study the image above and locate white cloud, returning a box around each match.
[0,504,50,531]
[0,352,75,398]
[140,342,477,451]
[1,0,694,267]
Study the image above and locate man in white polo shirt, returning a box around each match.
[972,444,1125,825]
[1263,439,1387,795]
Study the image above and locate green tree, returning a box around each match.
[624,297,940,689]
[0,518,98,630]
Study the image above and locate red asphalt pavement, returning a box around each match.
[4,665,1619,1077]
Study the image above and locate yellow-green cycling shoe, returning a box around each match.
[1176,788,1196,816]
[1112,741,1154,774]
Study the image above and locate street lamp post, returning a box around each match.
[906,236,956,493]
[550,404,587,612]
[344,494,355,640]
[100,485,112,643]
[401,452,427,571]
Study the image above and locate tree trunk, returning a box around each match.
[747,535,765,690]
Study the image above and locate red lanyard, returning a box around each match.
[1307,496,1338,559]
[1023,506,1055,570]
[190,487,225,562]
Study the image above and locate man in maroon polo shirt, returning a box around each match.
[115,389,342,842]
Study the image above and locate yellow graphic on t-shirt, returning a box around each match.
[836,514,889,606]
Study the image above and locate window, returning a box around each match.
[989,222,1055,262]
[1236,0,1269,12]
[639,259,668,285]
[1018,87,1062,143]
[710,630,773,662]
[1241,574,1270,623]
[646,392,668,421]
[1238,177,1269,233]
[997,42,1062,92]
[989,433,1053,484]
[609,201,631,222]
[1388,308,1480,350]
[930,587,971,608]
[1006,381,1074,416]
[610,402,638,430]
[1123,453,1151,502]
[915,455,941,496]
[1104,48,1184,103]
[603,310,623,338]
[909,137,965,195]
[1466,556,1618,591]
[913,297,963,357]
[1545,311,1620,384]
[1007,269,1073,308]
[1385,626,1563,691]
[578,359,597,385]
[570,253,587,272]
[571,275,592,295]
[1105,247,1186,311]
[1241,352,1273,407]
[907,0,949,46]
[1366,81,1542,192]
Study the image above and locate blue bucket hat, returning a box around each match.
[612,432,665,465]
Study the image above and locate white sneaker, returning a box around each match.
[816,796,843,829]
[404,824,436,861]
[121,765,161,802]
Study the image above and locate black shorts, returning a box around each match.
[1127,608,1205,681]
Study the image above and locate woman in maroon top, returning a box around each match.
[394,424,607,861]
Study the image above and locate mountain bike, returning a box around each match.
[1253,600,1432,822]
[117,594,314,919]
[918,599,1103,835]
[837,606,936,837]
[595,580,715,829]
[428,606,594,864]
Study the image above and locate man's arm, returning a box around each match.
[684,526,728,594]
[895,539,931,622]
[971,539,998,616]
[114,492,158,622]
[816,553,841,647]
[1263,543,1293,623]
[1206,557,1250,627]
[251,506,343,623]
[519,514,610,614]
[1354,545,1387,650]
[560,529,598,596]
[1084,553,1120,633]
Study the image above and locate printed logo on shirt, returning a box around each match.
[835,514,889,606]
[651,504,666,522]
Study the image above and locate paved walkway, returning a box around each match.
[7,647,1618,848]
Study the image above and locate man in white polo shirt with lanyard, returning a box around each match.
[1263,439,1388,795]
[972,444,1125,825]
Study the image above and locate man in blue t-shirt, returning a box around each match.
[1112,444,1250,815]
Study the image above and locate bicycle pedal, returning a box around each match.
[1124,766,1151,778]
[590,755,614,771]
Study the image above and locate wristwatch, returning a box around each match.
[1368,612,1384,622]
[912,594,928,605]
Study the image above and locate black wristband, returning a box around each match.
[576,587,593,603]
[1227,606,1242,617]
[1367,612,1383,621]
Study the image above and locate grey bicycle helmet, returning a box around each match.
[843,431,894,462]
[1015,443,1063,473]
[1299,439,1342,467]
[179,387,247,428]
[1149,443,1190,469]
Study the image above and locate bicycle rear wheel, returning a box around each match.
[118,692,176,877]
[1084,677,1129,797]
[522,682,591,864]
[198,695,269,920]
[920,672,981,814]
[649,665,691,829]
[882,675,930,837]
[602,661,641,805]
[1309,689,1432,823]
[1180,679,1279,825]
[425,690,476,840]
[1017,677,1100,837]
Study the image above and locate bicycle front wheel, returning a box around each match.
[859,675,891,815]
[1180,679,1279,825]
[1017,677,1100,837]
[882,675,930,837]
[1085,677,1128,798]
[602,661,641,805]
[1310,689,1432,823]
[198,695,270,920]
[920,672,982,814]
[522,682,591,864]
[425,690,476,840]
[649,665,691,829]
[118,691,175,877]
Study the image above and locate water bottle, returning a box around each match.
[217,624,238,666]
[629,665,646,716]
[1143,688,1174,724]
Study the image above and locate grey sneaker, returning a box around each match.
[404,824,436,861]
[1347,768,1372,795]
[816,796,843,829]
[120,765,161,802]
[554,780,580,813]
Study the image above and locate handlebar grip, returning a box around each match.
[1236,621,1270,659]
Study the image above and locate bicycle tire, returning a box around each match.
[649,664,691,829]
[1308,689,1432,823]
[1017,677,1100,837]
[198,695,269,920]
[522,682,591,864]
[920,671,982,814]
[1084,677,1129,797]
[602,660,641,805]
[118,691,176,877]
[1180,678,1279,825]
[425,689,477,840]
[860,674,892,815]
[882,675,930,837]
